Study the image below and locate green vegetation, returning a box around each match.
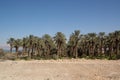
[0,48,4,58]
[6,30,120,60]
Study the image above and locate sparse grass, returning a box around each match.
[0,52,120,61]
[20,56,31,60]
[52,54,59,60]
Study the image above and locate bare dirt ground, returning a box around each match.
[0,59,120,80]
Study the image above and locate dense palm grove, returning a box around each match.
[7,30,120,59]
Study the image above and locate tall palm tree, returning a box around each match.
[54,32,66,57]
[7,38,15,53]
[22,37,29,54]
[107,32,115,58]
[28,35,34,58]
[78,34,89,56]
[42,34,55,57]
[114,30,120,55]
[68,30,80,58]
[36,38,45,56]
[13,39,22,53]
[83,34,90,56]
[98,32,105,54]
[87,33,97,56]
[6,30,120,59]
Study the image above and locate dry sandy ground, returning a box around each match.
[0,59,120,80]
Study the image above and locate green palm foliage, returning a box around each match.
[68,30,80,58]
[27,35,35,58]
[13,39,22,53]
[7,38,15,53]
[22,37,29,54]
[114,31,120,55]
[6,30,120,59]
[54,32,66,57]
[36,37,45,56]
[87,33,97,56]
[98,32,105,54]
[42,34,55,57]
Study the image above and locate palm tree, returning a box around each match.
[36,38,45,57]
[13,39,22,53]
[42,34,55,57]
[7,38,15,53]
[68,30,80,58]
[6,30,120,59]
[87,33,97,56]
[107,32,115,58]
[54,32,66,57]
[22,37,29,54]
[83,34,90,56]
[28,35,34,58]
[78,34,88,56]
[98,32,105,54]
[114,30,120,55]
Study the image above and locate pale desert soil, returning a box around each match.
[0,59,120,80]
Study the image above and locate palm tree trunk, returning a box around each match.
[57,43,60,57]
[70,47,73,57]
[10,46,12,53]
[109,43,113,59]
[75,47,78,58]
[15,47,19,58]
[31,47,34,58]
[116,46,119,55]
[88,46,91,56]
[116,39,119,55]
[15,47,18,53]
[28,48,31,57]
[22,46,25,55]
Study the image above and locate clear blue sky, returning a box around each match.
[0,0,120,49]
